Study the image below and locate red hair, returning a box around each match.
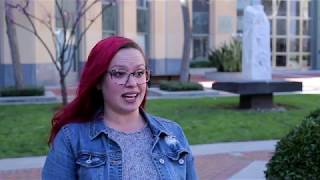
[48,36,147,144]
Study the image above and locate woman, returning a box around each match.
[42,36,197,180]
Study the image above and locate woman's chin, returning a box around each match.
[118,102,141,114]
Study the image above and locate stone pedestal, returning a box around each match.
[212,81,302,109]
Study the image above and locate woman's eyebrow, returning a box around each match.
[110,64,146,69]
[135,64,146,68]
[109,65,128,69]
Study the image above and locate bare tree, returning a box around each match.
[179,0,192,82]
[7,0,115,105]
[5,0,24,89]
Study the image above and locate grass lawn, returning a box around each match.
[0,94,319,158]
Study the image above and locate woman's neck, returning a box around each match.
[103,108,146,133]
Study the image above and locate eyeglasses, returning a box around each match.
[107,69,150,86]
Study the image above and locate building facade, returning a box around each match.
[0,0,319,87]
[237,0,320,70]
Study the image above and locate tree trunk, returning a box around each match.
[5,2,24,89]
[180,0,192,82]
[59,72,68,105]
[76,0,83,80]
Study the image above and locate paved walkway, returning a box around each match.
[0,140,277,180]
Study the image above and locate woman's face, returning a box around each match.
[101,48,147,114]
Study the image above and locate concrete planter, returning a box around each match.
[205,71,243,81]
[189,67,217,75]
[0,91,58,104]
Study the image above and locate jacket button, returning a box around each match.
[159,158,165,164]
[178,159,184,165]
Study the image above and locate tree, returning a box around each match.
[179,0,208,82]
[179,0,192,82]
[5,0,24,89]
[6,0,115,105]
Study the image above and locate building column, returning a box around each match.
[210,0,237,49]
[311,0,320,69]
[118,0,137,40]
[0,1,4,87]
[149,0,166,75]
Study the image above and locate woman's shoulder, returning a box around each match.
[54,121,91,144]
[146,113,186,136]
[147,114,181,127]
[60,121,90,134]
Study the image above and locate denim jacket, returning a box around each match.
[42,110,198,180]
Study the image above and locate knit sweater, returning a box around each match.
[106,125,160,180]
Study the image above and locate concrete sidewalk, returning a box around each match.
[0,140,277,180]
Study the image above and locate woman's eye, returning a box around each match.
[111,71,127,78]
[134,71,145,78]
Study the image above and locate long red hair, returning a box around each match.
[48,36,147,144]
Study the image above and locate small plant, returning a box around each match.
[190,59,214,68]
[208,38,242,72]
[159,81,203,91]
[265,108,320,179]
[0,86,45,97]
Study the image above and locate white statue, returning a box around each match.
[242,0,272,81]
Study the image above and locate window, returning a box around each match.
[302,54,310,66]
[276,19,287,35]
[276,55,287,66]
[302,38,310,51]
[137,0,148,8]
[302,20,310,35]
[289,54,300,68]
[277,0,287,16]
[193,37,208,60]
[289,19,300,35]
[276,38,286,52]
[237,16,244,33]
[192,0,209,59]
[192,0,209,34]
[102,2,118,37]
[289,38,299,52]
[137,0,149,33]
[193,12,209,34]
[290,1,300,16]
[136,0,149,55]
[55,0,76,29]
[262,0,273,16]
[55,0,77,72]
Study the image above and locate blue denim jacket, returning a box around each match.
[42,110,198,180]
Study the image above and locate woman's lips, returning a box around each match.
[121,92,139,103]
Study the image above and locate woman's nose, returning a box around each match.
[124,74,138,87]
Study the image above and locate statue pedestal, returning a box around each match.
[212,81,302,109]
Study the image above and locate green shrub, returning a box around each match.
[265,108,320,179]
[159,81,203,91]
[208,38,242,72]
[0,86,45,97]
[190,60,214,68]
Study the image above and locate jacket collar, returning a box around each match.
[89,108,171,140]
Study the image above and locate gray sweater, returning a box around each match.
[106,125,160,180]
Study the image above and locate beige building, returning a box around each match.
[0,0,316,87]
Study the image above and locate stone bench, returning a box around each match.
[212,81,302,109]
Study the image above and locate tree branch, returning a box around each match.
[76,0,114,46]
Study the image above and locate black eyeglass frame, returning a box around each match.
[107,69,151,86]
